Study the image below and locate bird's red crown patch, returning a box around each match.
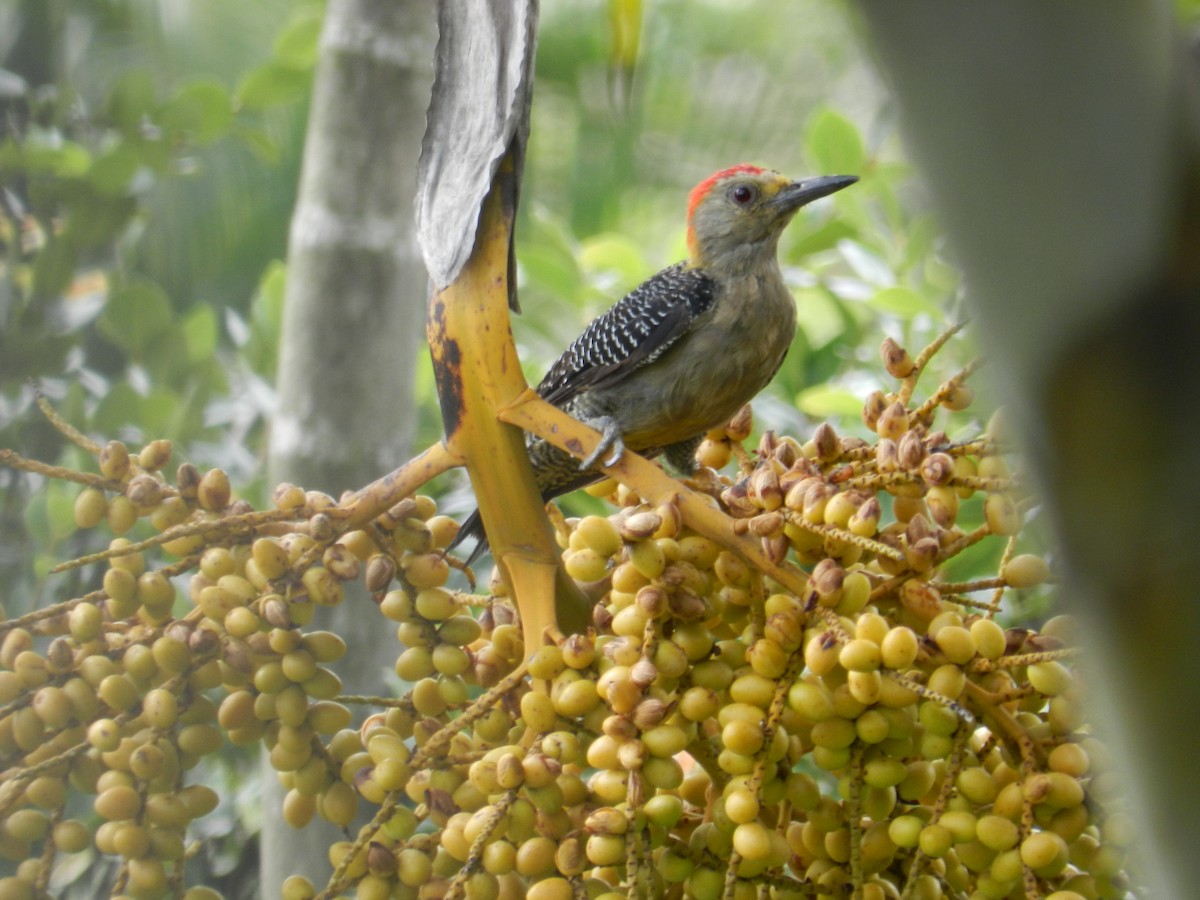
[686,164,766,223]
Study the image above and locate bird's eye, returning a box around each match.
[730,183,756,206]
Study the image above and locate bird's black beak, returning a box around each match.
[771,174,858,211]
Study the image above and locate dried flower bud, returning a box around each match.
[602,713,638,741]
[221,637,253,673]
[366,842,396,877]
[305,490,336,511]
[812,422,840,461]
[773,436,800,468]
[924,431,948,450]
[365,554,397,592]
[784,476,816,512]
[847,497,881,538]
[811,558,845,600]
[323,543,360,581]
[763,534,789,565]
[920,452,955,486]
[861,390,888,431]
[905,513,934,545]
[725,404,754,441]
[803,484,834,525]
[262,595,292,629]
[592,603,614,632]
[189,627,220,656]
[748,465,782,512]
[522,753,561,788]
[555,837,586,876]
[496,752,524,789]
[875,438,899,472]
[176,463,201,501]
[99,440,131,481]
[897,431,926,470]
[618,740,647,771]
[197,468,231,512]
[126,474,164,511]
[720,482,757,518]
[756,430,780,459]
[586,807,631,836]
[619,511,662,541]
[631,658,658,688]
[137,439,173,472]
[984,492,1021,535]
[47,637,73,672]
[268,482,301,510]
[899,579,943,621]
[764,612,805,652]
[876,401,910,441]
[748,511,785,538]
[308,513,334,544]
[635,585,668,619]
[942,383,974,411]
[926,485,959,528]
[881,336,915,378]
[668,588,706,621]
[654,500,682,539]
[905,536,940,572]
[632,698,669,730]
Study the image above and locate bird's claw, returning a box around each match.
[580,417,625,470]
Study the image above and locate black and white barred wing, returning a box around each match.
[537,263,717,407]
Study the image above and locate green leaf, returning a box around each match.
[924,254,961,296]
[94,381,144,433]
[16,140,92,178]
[31,238,77,298]
[183,305,218,363]
[142,328,191,382]
[902,214,938,274]
[159,80,234,145]
[235,63,311,111]
[22,488,51,547]
[517,211,582,302]
[792,287,849,350]
[795,384,863,419]
[63,194,138,248]
[234,125,280,165]
[88,142,142,195]
[518,244,582,303]
[98,280,173,355]
[44,479,79,545]
[141,387,185,437]
[870,286,939,319]
[245,261,287,375]
[580,233,647,286]
[805,108,866,175]
[273,7,324,71]
[787,219,857,260]
[108,70,158,129]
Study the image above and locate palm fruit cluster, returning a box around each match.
[0,331,1135,900]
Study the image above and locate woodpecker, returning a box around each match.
[456,165,856,560]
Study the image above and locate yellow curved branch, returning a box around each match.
[498,390,812,600]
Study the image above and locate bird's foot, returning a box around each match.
[681,468,723,497]
[580,416,626,470]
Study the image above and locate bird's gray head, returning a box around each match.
[685,165,857,274]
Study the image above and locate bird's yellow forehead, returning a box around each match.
[755,173,792,200]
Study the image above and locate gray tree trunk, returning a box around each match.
[856,3,1194,895]
[261,0,435,894]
